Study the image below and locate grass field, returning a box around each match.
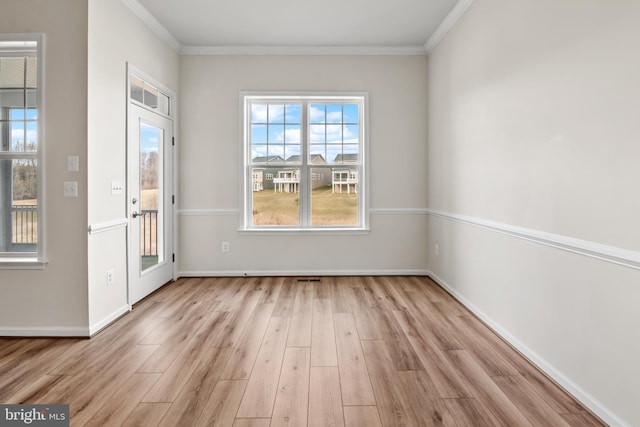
[252,186,358,226]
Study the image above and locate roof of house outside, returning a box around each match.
[286,154,326,164]
[334,153,358,163]
[252,155,284,163]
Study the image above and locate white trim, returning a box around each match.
[0,326,89,337]
[89,304,131,336]
[88,218,128,235]
[178,269,429,278]
[427,271,629,427]
[177,208,239,216]
[120,0,183,53]
[181,45,428,56]
[424,0,475,53]
[370,208,429,215]
[427,209,640,271]
[0,258,47,269]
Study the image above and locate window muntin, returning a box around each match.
[244,95,366,230]
[0,35,43,262]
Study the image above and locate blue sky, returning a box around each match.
[251,103,359,163]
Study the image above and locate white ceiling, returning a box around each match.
[131,0,465,53]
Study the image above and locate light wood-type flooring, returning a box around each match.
[0,276,605,426]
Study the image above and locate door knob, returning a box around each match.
[132,211,142,218]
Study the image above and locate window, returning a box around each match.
[243,94,367,231]
[0,35,44,265]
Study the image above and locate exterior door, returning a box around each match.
[128,103,173,304]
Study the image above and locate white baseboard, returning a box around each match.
[177,269,430,278]
[426,270,629,427]
[0,326,90,337]
[89,304,131,336]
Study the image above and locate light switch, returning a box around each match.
[111,181,123,195]
[67,155,79,172]
[64,181,78,198]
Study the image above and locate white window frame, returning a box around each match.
[0,33,46,269]
[240,92,369,234]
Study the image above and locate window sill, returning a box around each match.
[0,258,48,270]
[239,228,370,236]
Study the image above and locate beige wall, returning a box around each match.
[87,0,179,329]
[178,55,429,275]
[0,0,89,333]
[427,1,640,425]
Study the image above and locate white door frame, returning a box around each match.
[126,64,177,305]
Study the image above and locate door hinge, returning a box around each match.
[172,253,175,263]
[172,195,175,204]
[172,136,175,146]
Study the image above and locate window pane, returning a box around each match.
[251,124,267,143]
[130,75,144,103]
[326,125,342,144]
[343,104,359,123]
[1,159,38,251]
[344,125,359,144]
[311,166,357,226]
[251,104,268,123]
[310,124,325,144]
[309,104,325,123]
[285,104,301,123]
[284,125,300,144]
[326,104,342,123]
[268,104,285,123]
[252,167,300,226]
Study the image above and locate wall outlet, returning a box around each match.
[63,181,78,198]
[107,269,114,285]
[222,241,230,252]
[434,244,439,256]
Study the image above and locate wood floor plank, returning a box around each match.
[287,281,314,347]
[333,312,376,406]
[361,340,419,427]
[311,297,338,366]
[346,287,383,340]
[442,398,503,427]
[329,276,353,313]
[446,350,532,426]
[308,366,345,427]
[393,309,472,399]
[561,413,607,427]
[270,347,311,427]
[123,403,172,427]
[272,277,296,317]
[36,344,159,426]
[492,375,571,427]
[370,306,423,371]
[158,347,234,426]
[343,406,382,427]
[233,419,272,427]
[256,276,284,305]
[3,374,67,404]
[221,303,275,379]
[84,373,161,427]
[397,370,458,427]
[236,317,290,418]
[195,379,247,426]
[207,283,265,348]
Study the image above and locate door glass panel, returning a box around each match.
[140,121,163,271]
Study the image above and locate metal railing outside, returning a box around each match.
[140,209,158,257]
[11,204,37,244]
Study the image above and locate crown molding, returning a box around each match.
[120,0,183,53]
[425,0,474,53]
[180,45,427,56]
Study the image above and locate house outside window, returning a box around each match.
[0,35,44,267]
[243,93,367,231]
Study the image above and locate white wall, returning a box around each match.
[427,1,640,425]
[179,55,429,275]
[0,0,89,334]
[87,0,179,329]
